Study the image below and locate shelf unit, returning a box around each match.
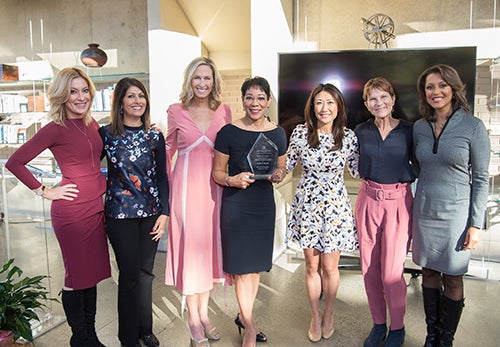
[0,72,149,150]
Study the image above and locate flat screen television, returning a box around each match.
[278,47,477,142]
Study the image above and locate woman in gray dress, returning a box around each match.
[412,64,490,347]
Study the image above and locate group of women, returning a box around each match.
[7,68,168,347]
[288,65,489,347]
[5,58,489,347]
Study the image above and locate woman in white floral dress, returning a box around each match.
[286,83,359,343]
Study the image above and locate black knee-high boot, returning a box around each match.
[439,295,464,347]
[422,286,441,347]
[83,286,107,347]
[61,289,91,347]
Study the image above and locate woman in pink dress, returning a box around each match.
[165,57,231,347]
[6,67,111,347]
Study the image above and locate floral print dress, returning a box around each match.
[286,123,360,253]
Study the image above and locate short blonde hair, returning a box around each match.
[48,67,95,126]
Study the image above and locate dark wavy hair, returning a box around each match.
[304,83,347,150]
[417,64,470,121]
[110,77,150,135]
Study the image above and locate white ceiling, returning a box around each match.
[174,0,499,56]
[176,0,251,54]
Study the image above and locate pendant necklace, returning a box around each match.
[70,119,96,169]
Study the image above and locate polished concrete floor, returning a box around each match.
[3,175,500,346]
[28,249,500,347]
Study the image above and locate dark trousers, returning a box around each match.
[106,215,159,345]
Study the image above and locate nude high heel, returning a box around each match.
[321,316,335,340]
[202,326,221,341]
[185,321,210,347]
[322,325,335,340]
[308,317,322,342]
[307,329,322,343]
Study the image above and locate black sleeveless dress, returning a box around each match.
[214,124,287,275]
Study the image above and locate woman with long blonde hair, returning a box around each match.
[6,67,111,347]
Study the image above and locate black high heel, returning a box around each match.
[234,314,267,343]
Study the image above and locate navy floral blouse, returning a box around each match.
[99,124,169,219]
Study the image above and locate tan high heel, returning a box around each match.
[322,326,335,340]
[185,321,210,347]
[203,326,221,341]
[308,329,322,342]
[190,339,209,347]
[321,315,335,339]
[308,316,322,342]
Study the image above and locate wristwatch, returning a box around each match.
[34,185,46,197]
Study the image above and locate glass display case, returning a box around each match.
[0,161,66,339]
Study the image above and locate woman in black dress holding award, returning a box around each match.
[213,76,287,347]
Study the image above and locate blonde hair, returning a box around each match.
[179,57,222,110]
[47,67,95,126]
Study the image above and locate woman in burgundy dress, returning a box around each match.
[6,67,111,347]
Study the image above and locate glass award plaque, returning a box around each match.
[246,133,278,180]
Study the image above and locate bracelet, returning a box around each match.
[34,185,46,197]
[276,168,285,175]
[224,176,231,187]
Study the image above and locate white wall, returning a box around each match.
[395,28,500,60]
[148,30,200,131]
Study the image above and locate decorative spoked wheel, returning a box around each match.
[361,13,395,49]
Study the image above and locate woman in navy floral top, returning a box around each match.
[99,77,169,347]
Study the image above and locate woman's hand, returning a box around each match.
[150,214,167,241]
[463,226,481,250]
[233,172,255,189]
[43,184,79,201]
[269,167,286,183]
[150,122,163,134]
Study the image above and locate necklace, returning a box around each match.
[70,118,87,135]
[435,123,444,131]
[243,122,266,131]
[435,121,446,129]
[70,119,96,169]
[434,112,451,128]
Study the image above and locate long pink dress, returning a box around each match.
[165,103,231,295]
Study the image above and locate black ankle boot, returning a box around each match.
[83,286,107,347]
[61,289,91,347]
[364,323,387,347]
[423,286,441,347]
[439,295,464,347]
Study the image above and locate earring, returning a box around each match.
[264,109,270,121]
[120,106,123,115]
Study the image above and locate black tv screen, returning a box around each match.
[278,47,477,142]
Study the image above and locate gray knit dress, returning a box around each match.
[412,107,490,275]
